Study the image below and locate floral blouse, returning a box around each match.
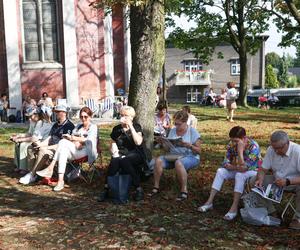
[222,137,262,171]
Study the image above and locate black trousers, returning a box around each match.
[106,151,144,188]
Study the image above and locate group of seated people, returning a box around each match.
[22,92,54,122]
[203,88,228,108]
[258,93,280,109]
[10,102,300,230]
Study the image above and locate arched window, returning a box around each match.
[22,0,60,62]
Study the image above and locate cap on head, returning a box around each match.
[54,105,68,113]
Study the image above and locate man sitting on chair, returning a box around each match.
[19,105,75,185]
[254,130,300,229]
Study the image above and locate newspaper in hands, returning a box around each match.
[154,136,183,150]
[251,183,283,203]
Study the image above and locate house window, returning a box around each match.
[231,59,240,75]
[184,60,202,72]
[22,0,60,62]
[186,87,201,103]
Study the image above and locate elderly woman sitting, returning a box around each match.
[198,126,262,220]
[36,107,98,191]
[98,106,146,202]
[149,110,201,201]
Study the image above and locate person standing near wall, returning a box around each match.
[226,82,238,122]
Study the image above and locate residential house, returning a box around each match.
[165,36,268,103]
[289,67,300,78]
[0,1,130,117]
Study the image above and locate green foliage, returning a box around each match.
[168,0,272,106]
[265,52,282,69]
[287,75,299,88]
[293,44,300,67]
[270,0,300,47]
[278,54,290,86]
[265,64,279,88]
[169,0,271,63]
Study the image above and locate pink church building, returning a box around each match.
[0,0,130,114]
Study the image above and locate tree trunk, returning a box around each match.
[237,49,248,107]
[128,0,165,157]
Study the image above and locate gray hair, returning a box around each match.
[120,105,136,118]
[270,130,289,144]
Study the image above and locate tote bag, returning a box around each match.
[107,174,132,204]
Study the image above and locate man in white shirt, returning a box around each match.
[255,131,300,229]
[267,93,279,108]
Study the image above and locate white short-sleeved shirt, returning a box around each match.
[187,114,198,129]
[226,88,238,101]
[167,126,201,159]
[262,141,300,179]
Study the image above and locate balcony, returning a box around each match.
[174,70,212,86]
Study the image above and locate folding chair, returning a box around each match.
[84,99,100,117]
[281,190,296,220]
[99,96,114,118]
[68,136,103,184]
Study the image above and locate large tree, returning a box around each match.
[91,1,165,155]
[266,0,300,47]
[266,52,282,69]
[168,0,271,106]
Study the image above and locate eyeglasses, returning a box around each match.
[80,115,89,119]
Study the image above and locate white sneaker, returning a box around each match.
[53,182,64,192]
[19,172,37,185]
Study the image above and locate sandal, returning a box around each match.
[223,211,237,221]
[197,203,213,212]
[176,192,188,201]
[148,187,159,197]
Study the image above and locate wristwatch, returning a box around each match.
[286,178,291,186]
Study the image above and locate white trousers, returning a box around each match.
[212,167,257,194]
[53,139,87,175]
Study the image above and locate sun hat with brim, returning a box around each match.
[25,107,38,116]
[54,105,68,112]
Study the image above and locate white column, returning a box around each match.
[123,7,131,92]
[3,0,22,111]
[62,0,79,107]
[103,11,115,99]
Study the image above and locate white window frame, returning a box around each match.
[20,0,61,67]
[186,87,201,103]
[184,60,203,72]
[231,58,240,75]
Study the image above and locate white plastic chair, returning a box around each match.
[84,99,100,117]
[99,96,114,118]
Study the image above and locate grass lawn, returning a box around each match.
[0,106,300,249]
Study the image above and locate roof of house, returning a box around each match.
[248,88,300,97]
[289,67,300,76]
